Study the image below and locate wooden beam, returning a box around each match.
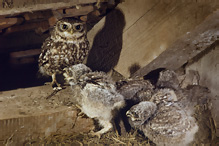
[4,20,50,34]
[0,0,99,16]
[110,0,219,77]
[0,85,94,145]
[10,49,41,58]
[0,17,24,30]
[23,11,53,21]
[48,5,95,26]
[63,5,95,17]
[132,10,219,77]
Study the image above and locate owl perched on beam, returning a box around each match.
[38,18,89,90]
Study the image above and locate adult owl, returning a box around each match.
[38,18,89,90]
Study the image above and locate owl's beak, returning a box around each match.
[126,110,132,117]
[70,29,74,34]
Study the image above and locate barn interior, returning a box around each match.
[0,0,218,145]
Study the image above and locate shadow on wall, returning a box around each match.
[86,8,125,72]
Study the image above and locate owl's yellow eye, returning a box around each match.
[62,24,68,30]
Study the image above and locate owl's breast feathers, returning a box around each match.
[78,71,125,108]
[38,37,89,76]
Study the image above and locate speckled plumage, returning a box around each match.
[156,69,180,90]
[38,18,89,89]
[64,64,125,137]
[117,79,154,103]
[127,89,198,146]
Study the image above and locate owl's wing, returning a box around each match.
[80,71,115,88]
[38,37,52,66]
[144,103,196,138]
[142,103,198,146]
[118,79,154,101]
[81,82,122,108]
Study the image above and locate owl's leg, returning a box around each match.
[52,73,62,90]
[90,119,112,138]
[74,104,87,117]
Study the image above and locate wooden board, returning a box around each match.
[0,85,94,145]
[132,10,219,77]
[0,0,98,16]
[101,0,219,77]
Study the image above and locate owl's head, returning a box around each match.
[53,18,87,41]
[126,101,157,128]
[63,64,92,86]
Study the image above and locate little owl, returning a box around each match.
[38,18,89,90]
[63,64,125,138]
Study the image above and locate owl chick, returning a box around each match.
[38,18,89,90]
[156,69,180,90]
[126,101,157,128]
[126,89,198,146]
[117,79,154,103]
[64,64,125,137]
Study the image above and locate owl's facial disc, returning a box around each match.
[56,22,85,40]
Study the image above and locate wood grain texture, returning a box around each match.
[0,17,24,30]
[109,0,219,77]
[0,85,94,145]
[0,0,98,16]
[132,10,219,77]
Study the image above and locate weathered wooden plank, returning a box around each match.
[0,85,94,145]
[48,5,95,27]
[4,20,50,34]
[132,10,219,77]
[4,4,94,34]
[23,10,53,21]
[10,49,41,57]
[0,0,99,16]
[64,5,94,17]
[0,17,24,30]
[109,0,219,77]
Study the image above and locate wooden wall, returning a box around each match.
[186,43,219,137]
[87,0,219,77]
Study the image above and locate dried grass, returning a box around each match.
[26,130,154,146]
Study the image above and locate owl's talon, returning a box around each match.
[77,111,87,118]
[75,104,82,109]
[89,130,102,139]
[63,72,70,79]
[53,86,62,91]
[74,104,87,117]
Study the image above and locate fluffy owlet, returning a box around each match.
[64,64,125,137]
[156,69,180,90]
[38,18,89,89]
[117,79,154,104]
[126,89,199,146]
